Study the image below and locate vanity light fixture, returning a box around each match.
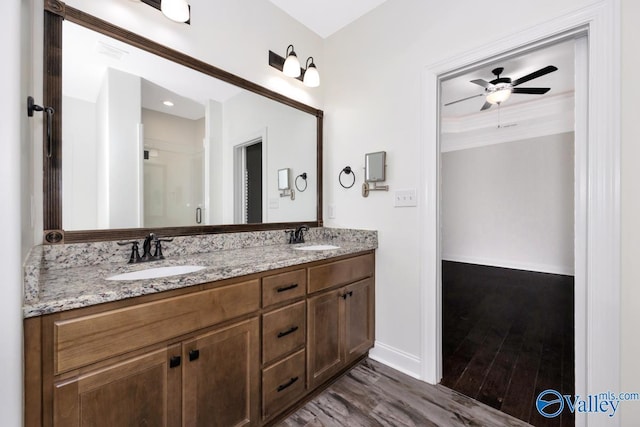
[269,46,320,87]
[140,0,191,24]
[161,0,190,22]
[303,57,320,88]
[283,45,301,77]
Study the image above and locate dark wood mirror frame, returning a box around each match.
[42,0,323,244]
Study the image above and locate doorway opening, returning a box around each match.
[234,138,264,223]
[437,36,584,426]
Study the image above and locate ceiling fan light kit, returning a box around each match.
[446,65,558,111]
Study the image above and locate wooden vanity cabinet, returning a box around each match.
[26,251,375,427]
[37,278,261,427]
[182,318,259,427]
[53,344,182,427]
[307,255,375,390]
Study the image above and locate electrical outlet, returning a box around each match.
[394,189,417,207]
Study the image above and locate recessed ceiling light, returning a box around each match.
[163,100,174,107]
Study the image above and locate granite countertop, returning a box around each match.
[23,228,377,318]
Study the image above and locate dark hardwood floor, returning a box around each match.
[441,261,574,427]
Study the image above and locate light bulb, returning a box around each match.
[161,0,189,23]
[303,63,320,87]
[283,45,301,77]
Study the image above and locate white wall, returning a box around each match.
[222,90,317,223]
[322,0,595,372]
[105,68,143,228]
[441,133,574,275]
[1,0,28,425]
[620,0,640,424]
[62,96,98,230]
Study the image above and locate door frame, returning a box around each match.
[418,2,620,426]
[233,128,268,224]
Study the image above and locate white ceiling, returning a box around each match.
[268,0,388,38]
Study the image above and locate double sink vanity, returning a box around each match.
[26,3,377,425]
[24,228,377,426]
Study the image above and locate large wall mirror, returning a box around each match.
[43,1,323,243]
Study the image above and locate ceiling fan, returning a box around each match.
[445,65,558,111]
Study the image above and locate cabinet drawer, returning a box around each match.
[262,349,306,420]
[54,279,260,374]
[262,301,305,365]
[308,253,374,294]
[262,269,306,308]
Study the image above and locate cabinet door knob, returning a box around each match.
[348,291,353,297]
[341,293,348,300]
[277,376,299,392]
[189,349,200,361]
[169,356,181,368]
[277,325,299,338]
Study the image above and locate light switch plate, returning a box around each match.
[394,189,417,207]
[328,204,336,219]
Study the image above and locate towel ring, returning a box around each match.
[295,173,308,192]
[339,166,356,189]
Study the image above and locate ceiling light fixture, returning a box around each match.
[160,0,190,23]
[485,83,512,105]
[303,57,320,88]
[282,45,301,77]
[163,100,174,107]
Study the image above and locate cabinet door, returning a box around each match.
[344,278,375,364]
[182,318,259,427]
[307,288,343,389]
[53,345,181,427]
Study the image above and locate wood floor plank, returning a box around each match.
[280,359,532,427]
[442,261,574,426]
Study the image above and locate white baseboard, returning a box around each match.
[369,341,422,380]
[442,253,574,276]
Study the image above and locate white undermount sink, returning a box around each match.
[106,265,206,281]
[294,245,341,251]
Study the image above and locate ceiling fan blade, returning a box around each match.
[480,101,492,111]
[511,65,558,86]
[511,87,551,95]
[444,93,484,106]
[470,79,492,88]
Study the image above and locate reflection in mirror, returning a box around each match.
[278,168,290,190]
[61,20,317,231]
[365,151,386,182]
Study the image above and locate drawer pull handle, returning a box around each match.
[276,283,298,293]
[277,376,299,392]
[189,349,200,361]
[277,326,299,338]
[169,356,181,368]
